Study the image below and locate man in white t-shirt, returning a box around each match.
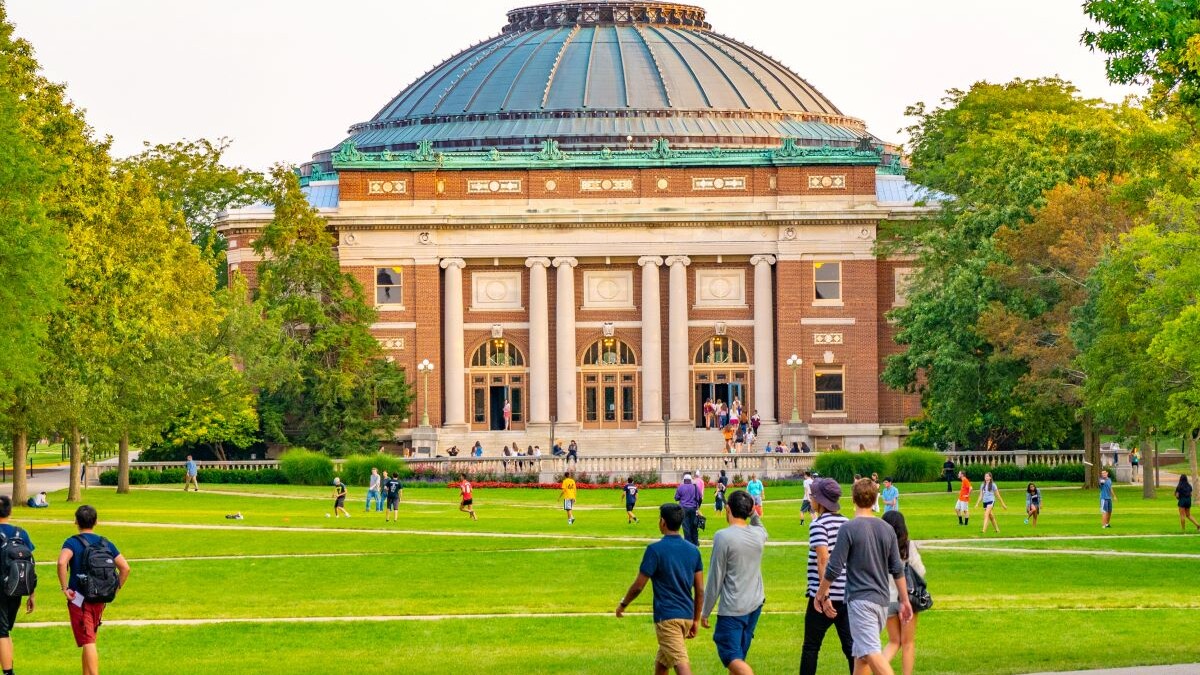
[800,471,814,525]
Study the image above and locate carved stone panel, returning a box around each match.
[367,179,407,195]
[467,179,522,194]
[807,175,847,189]
[813,332,844,345]
[692,176,746,191]
[471,271,523,310]
[580,178,634,192]
[582,270,634,309]
[694,268,746,307]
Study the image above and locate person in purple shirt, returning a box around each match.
[675,473,703,546]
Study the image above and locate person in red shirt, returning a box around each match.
[458,474,478,520]
[955,471,972,526]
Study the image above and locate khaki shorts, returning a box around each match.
[654,618,692,668]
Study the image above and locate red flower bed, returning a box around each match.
[452,481,678,490]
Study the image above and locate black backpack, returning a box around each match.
[74,535,119,603]
[0,528,37,597]
[905,561,933,613]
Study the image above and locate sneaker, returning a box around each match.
[568,518,575,525]
[1023,518,1029,525]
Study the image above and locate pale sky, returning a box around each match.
[5,0,1140,171]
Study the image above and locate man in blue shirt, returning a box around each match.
[624,477,640,524]
[616,503,704,675]
[184,455,199,492]
[0,496,35,675]
[881,478,899,513]
[57,505,131,675]
[1099,469,1117,528]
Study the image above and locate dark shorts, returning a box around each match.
[68,600,106,647]
[461,498,473,507]
[801,499,812,513]
[1101,498,1113,514]
[334,496,346,508]
[1179,498,1192,509]
[0,595,20,638]
[712,605,762,667]
[625,500,636,512]
[387,496,399,510]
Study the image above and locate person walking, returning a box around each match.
[746,475,764,517]
[714,478,727,513]
[881,511,923,675]
[881,479,899,513]
[701,490,767,675]
[459,474,478,520]
[723,424,735,453]
[954,472,971,526]
[365,468,382,512]
[383,472,403,523]
[57,505,131,675]
[974,472,1006,534]
[800,471,814,526]
[704,399,715,430]
[675,474,703,546]
[331,477,350,519]
[561,471,578,525]
[502,399,512,430]
[624,477,640,524]
[814,478,912,675]
[1175,475,1198,532]
[1099,469,1117,529]
[750,411,761,436]
[0,496,36,675]
[870,473,882,513]
[1024,483,1042,527]
[942,457,955,493]
[183,455,200,492]
[1130,447,1141,483]
[800,479,854,675]
[616,503,705,675]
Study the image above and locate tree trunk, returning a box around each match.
[1082,414,1098,488]
[1187,432,1200,493]
[67,426,82,502]
[1141,436,1155,499]
[11,431,29,505]
[117,432,131,494]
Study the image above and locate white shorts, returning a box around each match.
[848,600,887,658]
[956,500,969,511]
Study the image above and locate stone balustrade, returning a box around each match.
[942,450,1088,468]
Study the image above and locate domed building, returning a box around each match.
[221,1,936,455]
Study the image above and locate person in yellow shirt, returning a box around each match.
[561,471,578,525]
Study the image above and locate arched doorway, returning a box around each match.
[580,337,639,429]
[693,336,750,428]
[468,338,526,431]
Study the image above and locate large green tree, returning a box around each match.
[242,167,412,456]
[1083,0,1200,111]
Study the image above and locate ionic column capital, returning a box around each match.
[750,254,777,267]
[439,257,466,270]
[638,255,664,268]
[525,256,552,269]
[552,256,578,269]
[665,255,691,267]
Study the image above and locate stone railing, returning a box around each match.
[942,450,1087,467]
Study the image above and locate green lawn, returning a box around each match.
[9,481,1198,674]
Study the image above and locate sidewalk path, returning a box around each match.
[1025,667,1200,675]
[0,452,131,499]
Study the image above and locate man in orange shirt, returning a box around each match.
[955,471,972,526]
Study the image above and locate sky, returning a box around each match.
[5,0,1141,171]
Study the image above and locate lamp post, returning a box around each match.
[550,415,557,455]
[663,413,671,454]
[786,354,803,423]
[417,359,435,427]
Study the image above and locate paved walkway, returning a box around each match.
[1025,667,1200,675]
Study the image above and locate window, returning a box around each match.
[814,368,845,412]
[582,338,636,366]
[375,267,403,305]
[471,339,525,368]
[814,262,841,303]
[694,336,748,364]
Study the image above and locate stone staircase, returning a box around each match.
[430,422,787,456]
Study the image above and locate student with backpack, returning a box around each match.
[56,505,131,675]
[0,496,37,675]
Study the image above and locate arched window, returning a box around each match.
[471,338,525,368]
[582,337,637,366]
[694,336,747,365]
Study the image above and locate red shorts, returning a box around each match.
[68,600,106,647]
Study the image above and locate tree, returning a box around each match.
[1083,0,1200,111]
[122,138,267,286]
[883,79,1149,450]
[242,167,412,456]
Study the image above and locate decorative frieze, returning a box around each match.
[583,270,634,309]
[378,338,406,350]
[467,179,522,194]
[367,179,407,195]
[695,269,746,307]
[808,175,847,189]
[814,332,843,345]
[580,178,634,192]
[692,176,746,191]
[471,271,523,310]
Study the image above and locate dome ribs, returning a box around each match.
[541,24,581,108]
[644,24,711,108]
[581,21,601,108]
[664,26,749,109]
[461,28,545,113]
[685,28,781,111]
[501,26,569,111]
[431,30,527,114]
[633,24,673,107]
[613,25,631,108]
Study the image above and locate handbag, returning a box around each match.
[904,562,933,613]
[697,514,708,530]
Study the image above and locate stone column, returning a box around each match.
[751,254,777,422]
[638,256,664,423]
[526,257,552,425]
[553,257,579,425]
[440,258,467,427]
[666,255,691,423]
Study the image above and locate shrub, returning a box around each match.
[99,467,288,486]
[814,451,887,483]
[339,454,412,485]
[961,463,991,481]
[1051,463,1085,482]
[279,448,335,486]
[989,463,1023,481]
[886,448,944,483]
[1021,463,1056,482]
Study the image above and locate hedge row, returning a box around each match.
[98,468,287,486]
[813,449,1088,484]
[959,462,1088,483]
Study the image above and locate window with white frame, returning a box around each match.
[814,261,841,303]
[375,267,403,305]
[814,367,845,412]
